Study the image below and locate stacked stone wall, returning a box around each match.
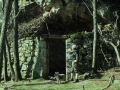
[10,37,42,79]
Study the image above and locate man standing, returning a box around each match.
[70,44,79,83]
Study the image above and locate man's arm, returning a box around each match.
[74,56,78,62]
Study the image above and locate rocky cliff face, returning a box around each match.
[34,0,92,22]
[33,0,120,23]
[17,0,120,38]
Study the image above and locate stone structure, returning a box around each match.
[6,0,118,80]
[5,32,117,80]
[10,37,48,79]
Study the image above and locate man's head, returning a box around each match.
[72,44,77,50]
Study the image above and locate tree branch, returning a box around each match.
[100,44,109,63]
[83,0,93,16]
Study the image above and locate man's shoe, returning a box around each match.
[70,78,74,81]
[73,79,79,83]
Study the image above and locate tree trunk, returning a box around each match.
[92,0,97,70]
[0,0,12,81]
[0,50,3,81]
[5,37,15,81]
[113,46,120,65]
[105,40,120,65]
[13,0,22,81]
[3,42,9,82]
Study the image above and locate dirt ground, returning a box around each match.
[0,67,120,90]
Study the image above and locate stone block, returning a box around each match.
[19,47,22,52]
[18,44,22,47]
[25,49,31,53]
[25,53,31,57]
[20,56,26,62]
[31,51,35,56]
[10,52,12,55]
[10,48,14,52]
[20,38,25,41]
[30,42,33,45]
[21,71,27,79]
[27,57,31,62]
[35,51,39,56]
[11,43,13,47]
[27,46,31,51]
[24,40,30,44]
[21,63,28,71]
[18,39,21,42]
[22,47,26,51]
[22,43,29,47]
[26,37,32,40]
[19,52,24,57]
[31,46,34,50]
[32,57,38,63]
[32,64,35,70]
[35,48,39,52]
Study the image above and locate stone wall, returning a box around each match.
[10,37,46,79]
[6,32,117,80]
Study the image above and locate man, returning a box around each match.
[70,44,79,83]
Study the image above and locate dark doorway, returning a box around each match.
[48,39,66,76]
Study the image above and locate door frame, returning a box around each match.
[41,35,68,79]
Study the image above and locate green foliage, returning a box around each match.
[70,32,93,44]
[69,32,116,72]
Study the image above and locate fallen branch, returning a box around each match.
[102,74,115,90]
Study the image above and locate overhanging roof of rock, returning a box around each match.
[18,15,92,38]
[16,1,93,39]
[13,0,120,39]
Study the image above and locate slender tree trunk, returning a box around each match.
[104,40,120,65]
[5,37,15,81]
[112,45,120,65]
[0,0,12,81]
[92,0,97,70]
[13,0,22,81]
[3,42,9,82]
[0,50,3,81]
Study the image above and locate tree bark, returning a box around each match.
[103,39,120,65]
[5,37,15,81]
[109,43,120,65]
[0,0,12,81]
[13,0,22,81]
[3,42,9,82]
[92,0,97,70]
[0,50,3,81]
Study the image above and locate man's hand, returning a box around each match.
[74,60,77,62]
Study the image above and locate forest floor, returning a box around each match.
[0,67,120,90]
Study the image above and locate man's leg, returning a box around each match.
[70,73,74,81]
[70,61,74,81]
[73,62,79,82]
[75,73,79,82]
